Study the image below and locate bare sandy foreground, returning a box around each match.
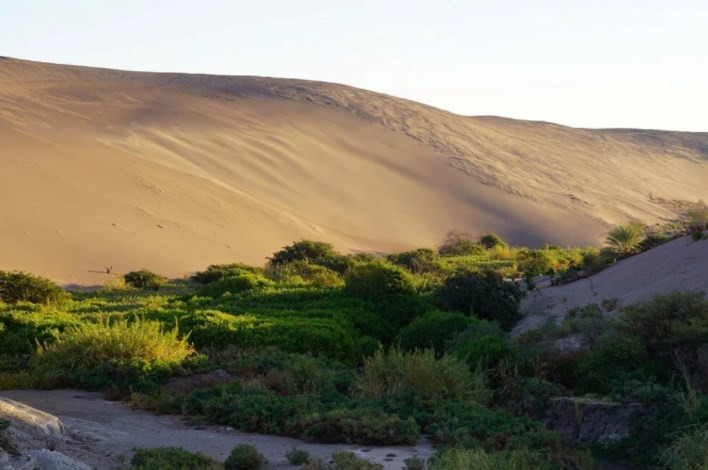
[0,389,434,469]
[1,58,707,285]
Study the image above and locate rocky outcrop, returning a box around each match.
[545,397,643,446]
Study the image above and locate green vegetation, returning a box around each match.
[123,270,167,291]
[605,223,645,256]
[224,444,267,470]
[130,447,222,469]
[1,230,704,469]
[0,270,68,304]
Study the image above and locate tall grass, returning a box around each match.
[357,348,489,404]
[660,425,708,470]
[33,318,194,372]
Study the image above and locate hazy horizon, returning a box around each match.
[1,0,707,132]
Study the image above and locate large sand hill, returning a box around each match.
[1,58,707,284]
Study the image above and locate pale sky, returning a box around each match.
[2,0,706,131]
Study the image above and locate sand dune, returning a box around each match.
[1,57,707,284]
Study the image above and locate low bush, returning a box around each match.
[357,348,488,404]
[387,248,438,274]
[197,274,273,298]
[397,311,473,355]
[436,270,524,330]
[130,446,222,469]
[479,233,507,249]
[269,240,351,274]
[267,261,343,287]
[225,444,267,470]
[605,223,644,256]
[285,447,310,465]
[297,408,420,445]
[403,456,426,470]
[331,451,383,470]
[0,270,68,304]
[191,263,262,284]
[123,270,166,290]
[439,230,486,256]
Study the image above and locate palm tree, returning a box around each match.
[605,224,645,255]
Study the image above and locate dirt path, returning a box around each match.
[1,390,434,469]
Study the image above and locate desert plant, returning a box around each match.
[0,270,68,304]
[285,447,310,465]
[358,348,488,404]
[225,444,267,470]
[605,223,645,256]
[297,408,420,445]
[123,269,166,290]
[130,446,222,469]
[269,240,350,273]
[33,318,194,373]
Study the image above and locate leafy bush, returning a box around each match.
[225,444,267,470]
[130,447,222,469]
[387,248,438,273]
[197,274,273,298]
[191,263,262,284]
[123,270,166,290]
[267,261,343,287]
[436,270,524,330]
[0,270,68,304]
[660,425,708,470]
[479,233,507,249]
[397,311,473,355]
[269,240,350,274]
[449,320,515,368]
[439,230,486,256]
[357,348,488,404]
[403,456,426,470]
[344,261,420,326]
[296,408,420,445]
[605,223,644,256]
[285,447,310,465]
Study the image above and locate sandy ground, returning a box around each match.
[514,234,708,334]
[1,57,707,284]
[0,390,434,469]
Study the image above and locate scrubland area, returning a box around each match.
[1,214,707,469]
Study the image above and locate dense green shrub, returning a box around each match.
[429,447,554,470]
[344,261,420,326]
[397,311,473,355]
[403,456,426,470]
[191,263,262,284]
[297,408,420,445]
[285,447,310,465]
[123,270,166,290]
[0,270,68,304]
[267,261,343,287]
[479,233,507,249]
[449,320,515,368]
[130,447,222,469]
[387,248,438,273]
[225,444,266,470]
[357,348,488,404]
[269,240,351,274]
[436,270,524,330]
[197,274,273,298]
